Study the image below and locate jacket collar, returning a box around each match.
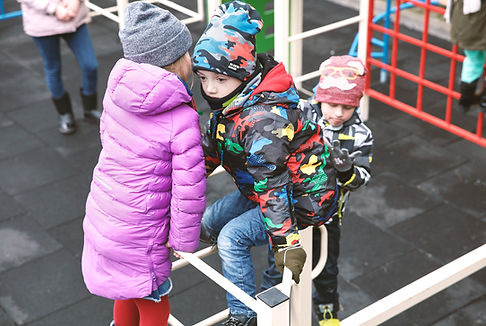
[219,53,299,117]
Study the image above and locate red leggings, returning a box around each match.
[113,295,170,326]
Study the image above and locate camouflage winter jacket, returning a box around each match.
[300,97,373,224]
[202,54,338,249]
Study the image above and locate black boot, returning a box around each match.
[80,89,102,121]
[52,92,76,135]
[480,83,486,112]
[458,79,478,112]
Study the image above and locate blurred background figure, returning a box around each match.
[446,0,486,112]
[17,0,100,134]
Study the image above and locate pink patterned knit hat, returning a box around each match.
[315,55,367,107]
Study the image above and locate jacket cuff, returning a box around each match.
[337,167,354,183]
[271,232,301,251]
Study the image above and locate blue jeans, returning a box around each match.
[201,190,270,318]
[262,219,341,308]
[33,24,98,98]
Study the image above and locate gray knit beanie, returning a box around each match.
[119,1,192,67]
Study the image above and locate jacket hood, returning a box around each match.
[107,58,192,116]
[251,53,295,97]
[221,53,299,116]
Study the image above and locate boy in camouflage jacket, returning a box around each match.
[300,55,373,323]
[192,2,338,325]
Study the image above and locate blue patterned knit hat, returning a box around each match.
[192,1,263,81]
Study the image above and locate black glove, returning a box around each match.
[274,245,307,283]
[327,139,362,172]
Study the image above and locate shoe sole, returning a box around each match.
[59,127,77,135]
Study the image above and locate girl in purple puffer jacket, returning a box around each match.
[81,3,206,326]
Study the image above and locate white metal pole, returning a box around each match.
[256,288,290,326]
[154,0,201,18]
[196,0,204,21]
[358,0,370,121]
[340,243,486,326]
[86,1,121,21]
[311,225,328,279]
[257,267,292,325]
[117,0,128,29]
[288,16,361,42]
[273,0,290,68]
[176,251,261,314]
[168,314,185,326]
[289,226,313,326]
[289,0,303,89]
[206,0,221,22]
[193,309,229,326]
[171,245,217,271]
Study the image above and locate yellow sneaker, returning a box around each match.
[317,305,340,326]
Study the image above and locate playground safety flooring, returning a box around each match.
[0,0,485,325]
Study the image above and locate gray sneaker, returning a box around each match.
[222,314,257,326]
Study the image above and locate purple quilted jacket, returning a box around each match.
[82,58,206,300]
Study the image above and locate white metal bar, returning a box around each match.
[273,0,290,68]
[287,14,364,95]
[176,251,262,314]
[180,16,202,25]
[155,0,201,19]
[298,88,314,97]
[192,308,229,326]
[359,90,370,121]
[289,227,313,326]
[288,15,362,42]
[209,165,225,176]
[340,243,486,326]
[87,4,119,16]
[117,0,128,29]
[358,0,370,120]
[257,285,290,326]
[85,1,120,23]
[168,314,185,326]
[289,0,303,89]
[171,245,217,271]
[276,267,293,297]
[293,70,321,84]
[196,0,203,21]
[311,226,328,280]
[206,0,222,21]
[87,0,204,29]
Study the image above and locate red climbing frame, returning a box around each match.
[365,0,486,147]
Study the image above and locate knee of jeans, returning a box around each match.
[200,220,217,244]
[216,230,239,252]
[45,64,61,75]
[81,61,98,75]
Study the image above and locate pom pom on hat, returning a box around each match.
[119,2,192,67]
[315,55,367,107]
[192,0,263,81]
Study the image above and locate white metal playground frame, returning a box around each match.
[85,1,486,324]
[85,0,204,28]
[269,1,486,324]
[169,225,329,326]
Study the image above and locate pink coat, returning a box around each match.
[82,58,206,300]
[18,0,90,37]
